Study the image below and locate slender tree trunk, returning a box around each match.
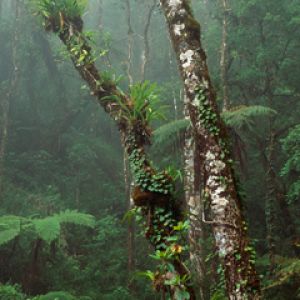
[125,0,134,85]
[220,0,230,111]
[124,2,136,288]
[262,121,299,260]
[160,1,260,298]
[124,150,136,291]
[265,128,277,273]
[184,113,206,299]
[140,0,156,81]
[0,0,20,198]
[97,0,103,30]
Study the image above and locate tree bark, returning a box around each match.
[37,10,195,299]
[184,116,206,299]
[220,0,230,111]
[125,0,134,85]
[0,0,20,198]
[140,0,156,81]
[160,1,260,298]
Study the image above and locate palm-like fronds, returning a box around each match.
[0,216,22,246]
[153,105,276,149]
[32,0,87,19]
[153,119,189,147]
[0,210,95,246]
[33,217,61,243]
[222,105,277,131]
[55,209,96,228]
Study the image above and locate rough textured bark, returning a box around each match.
[265,129,277,272]
[125,0,134,85]
[0,0,20,198]
[160,1,260,298]
[124,152,135,276]
[124,2,136,287]
[220,0,230,111]
[259,128,300,259]
[97,0,103,30]
[140,0,156,81]
[184,117,206,300]
[37,9,195,299]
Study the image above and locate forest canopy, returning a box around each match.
[0,0,299,299]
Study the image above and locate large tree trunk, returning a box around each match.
[184,118,206,299]
[160,1,260,298]
[0,0,20,198]
[36,9,195,299]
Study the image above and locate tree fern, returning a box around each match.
[55,209,96,228]
[153,119,189,147]
[0,216,21,246]
[153,105,276,148]
[0,211,95,245]
[264,257,300,297]
[221,105,277,130]
[32,217,61,243]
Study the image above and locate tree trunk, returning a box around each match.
[259,129,300,259]
[125,0,134,85]
[160,1,260,298]
[37,10,196,298]
[0,0,20,198]
[140,0,156,81]
[124,150,136,291]
[97,0,103,30]
[184,116,206,299]
[265,129,277,273]
[220,0,230,111]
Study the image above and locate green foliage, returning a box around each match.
[128,81,166,123]
[0,284,25,300]
[33,217,61,243]
[128,147,173,194]
[196,87,220,136]
[210,290,227,300]
[0,210,95,245]
[138,208,191,299]
[264,257,300,299]
[153,119,189,146]
[0,215,22,246]
[281,124,300,203]
[32,0,87,19]
[221,105,277,131]
[105,81,166,126]
[32,210,95,243]
[33,291,76,300]
[55,210,96,228]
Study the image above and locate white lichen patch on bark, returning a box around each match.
[167,0,182,17]
[185,72,199,95]
[173,23,185,36]
[205,150,236,256]
[180,49,194,68]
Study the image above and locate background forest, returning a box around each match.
[0,0,299,299]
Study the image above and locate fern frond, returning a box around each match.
[264,257,300,290]
[55,209,96,228]
[153,119,189,146]
[33,217,61,243]
[0,216,22,246]
[221,105,277,130]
